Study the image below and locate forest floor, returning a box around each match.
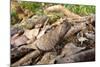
[11,0,95,66]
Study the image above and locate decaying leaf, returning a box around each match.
[24,28,40,39]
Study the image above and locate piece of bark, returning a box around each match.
[11,35,29,47]
[37,25,51,39]
[11,50,41,67]
[85,32,95,40]
[36,18,50,39]
[24,28,40,40]
[55,48,95,63]
[66,14,95,23]
[34,15,48,28]
[64,23,86,38]
[49,43,85,64]
[31,20,71,51]
[61,43,85,56]
[11,46,34,63]
[37,52,57,64]
[85,14,95,24]
[45,5,81,19]
[11,27,24,36]
[20,54,42,66]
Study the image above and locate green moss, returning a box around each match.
[11,10,19,25]
[20,2,44,15]
[20,2,95,16]
[64,4,95,16]
[11,10,17,17]
[47,12,64,24]
[11,1,95,25]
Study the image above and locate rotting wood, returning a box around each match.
[11,46,34,64]
[54,48,95,63]
[11,50,41,67]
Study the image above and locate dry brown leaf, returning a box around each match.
[11,35,29,47]
[24,28,40,40]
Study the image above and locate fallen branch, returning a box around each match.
[55,48,95,63]
[11,46,34,63]
[11,50,41,67]
[45,5,81,19]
